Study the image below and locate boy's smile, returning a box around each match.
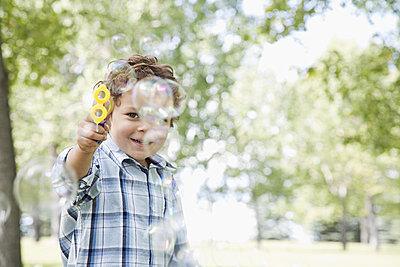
[108,89,169,167]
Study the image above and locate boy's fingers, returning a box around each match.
[79,116,107,134]
[78,136,101,148]
[103,122,110,132]
[78,122,107,140]
[78,128,107,142]
[84,113,95,123]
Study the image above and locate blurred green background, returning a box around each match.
[1,0,400,266]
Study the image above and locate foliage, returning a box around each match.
[255,0,400,42]
[1,0,80,87]
[308,42,400,154]
[304,40,400,214]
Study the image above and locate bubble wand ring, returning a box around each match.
[90,84,114,143]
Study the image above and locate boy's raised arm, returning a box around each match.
[66,113,109,179]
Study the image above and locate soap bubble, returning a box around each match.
[148,219,177,257]
[14,157,56,218]
[161,172,185,230]
[14,157,78,219]
[0,192,11,227]
[139,34,162,57]
[174,248,201,267]
[105,59,137,94]
[132,76,186,121]
[143,127,169,145]
[51,158,78,208]
[132,77,174,119]
[160,171,187,247]
[111,34,131,54]
[166,79,187,117]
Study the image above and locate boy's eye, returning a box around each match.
[127,113,139,119]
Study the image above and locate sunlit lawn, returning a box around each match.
[21,237,400,267]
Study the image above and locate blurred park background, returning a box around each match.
[1,0,400,266]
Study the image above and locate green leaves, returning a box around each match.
[310,42,400,153]
[2,0,79,87]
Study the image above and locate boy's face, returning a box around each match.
[108,89,169,167]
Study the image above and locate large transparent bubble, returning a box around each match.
[148,219,176,257]
[132,77,186,120]
[132,77,174,119]
[13,157,78,219]
[105,59,137,95]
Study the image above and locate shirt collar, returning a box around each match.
[102,136,175,170]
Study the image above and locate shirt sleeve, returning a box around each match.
[52,147,101,207]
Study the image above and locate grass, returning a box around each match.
[21,237,62,267]
[21,237,400,267]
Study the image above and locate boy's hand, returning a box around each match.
[76,114,109,154]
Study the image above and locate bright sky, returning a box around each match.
[180,0,399,244]
[258,1,398,82]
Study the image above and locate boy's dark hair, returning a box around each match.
[96,54,183,124]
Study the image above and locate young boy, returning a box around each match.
[53,54,188,266]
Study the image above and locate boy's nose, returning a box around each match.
[137,120,151,131]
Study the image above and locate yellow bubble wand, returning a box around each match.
[90,84,114,143]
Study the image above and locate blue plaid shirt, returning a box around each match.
[54,137,188,266]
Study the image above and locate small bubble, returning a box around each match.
[139,34,162,57]
[111,34,131,54]
[105,60,137,94]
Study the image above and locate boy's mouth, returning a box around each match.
[131,138,152,145]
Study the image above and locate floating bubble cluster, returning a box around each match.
[131,76,186,153]
[131,75,189,264]
[13,157,77,220]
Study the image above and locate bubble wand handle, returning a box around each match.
[90,84,114,144]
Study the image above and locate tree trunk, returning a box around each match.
[0,25,22,266]
[340,198,347,250]
[359,216,368,244]
[33,213,41,242]
[366,196,379,251]
[253,198,263,249]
